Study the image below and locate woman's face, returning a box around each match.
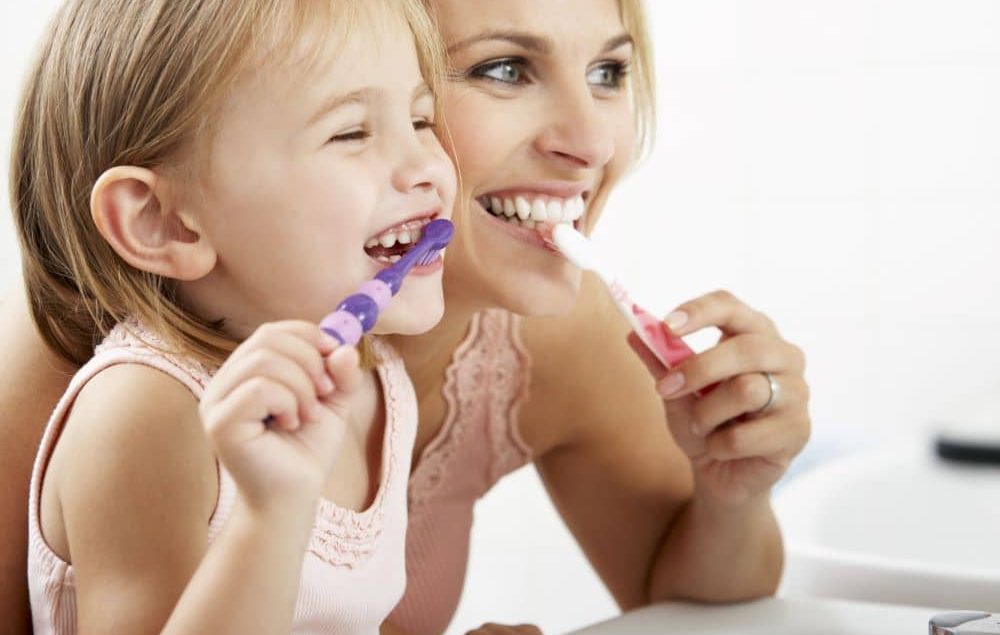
[430,0,638,316]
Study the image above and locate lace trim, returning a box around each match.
[98,321,408,569]
[307,337,406,568]
[96,318,215,387]
[408,310,532,516]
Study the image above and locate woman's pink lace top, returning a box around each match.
[27,320,417,635]
[390,309,534,635]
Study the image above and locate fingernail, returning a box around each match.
[658,372,685,396]
[665,311,688,331]
[309,403,322,420]
[320,332,339,349]
[690,422,702,437]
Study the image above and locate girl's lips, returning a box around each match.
[408,254,444,276]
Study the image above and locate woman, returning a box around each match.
[1,1,810,633]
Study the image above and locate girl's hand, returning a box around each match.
[629,291,811,506]
[199,321,363,512]
[464,624,543,635]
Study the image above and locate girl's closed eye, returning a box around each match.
[413,117,436,132]
[329,127,371,143]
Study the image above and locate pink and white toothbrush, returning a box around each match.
[547,223,697,372]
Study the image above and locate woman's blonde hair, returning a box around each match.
[11,0,446,367]
[619,0,658,160]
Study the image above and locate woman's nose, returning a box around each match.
[534,85,616,169]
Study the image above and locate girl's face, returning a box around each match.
[430,0,637,316]
[182,9,456,338]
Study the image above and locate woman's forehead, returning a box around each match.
[429,0,625,43]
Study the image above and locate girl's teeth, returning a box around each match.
[367,220,428,254]
[389,254,401,263]
[491,197,502,214]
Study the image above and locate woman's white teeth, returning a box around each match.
[515,197,531,220]
[531,199,548,222]
[483,194,585,225]
[398,230,412,244]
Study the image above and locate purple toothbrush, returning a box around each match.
[319,219,454,345]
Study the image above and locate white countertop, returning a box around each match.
[567,597,945,634]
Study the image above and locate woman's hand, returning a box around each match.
[199,321,363,513]
[629,290,811,506]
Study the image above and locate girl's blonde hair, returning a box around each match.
[11,0,446,367]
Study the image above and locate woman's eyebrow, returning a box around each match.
[447,30,550,55]
[447,30,634,56]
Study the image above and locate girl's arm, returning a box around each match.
[61,322,359,634]
[521,274,808,608]
[0,282,76,635]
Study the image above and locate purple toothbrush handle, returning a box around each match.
[320,219,453,344]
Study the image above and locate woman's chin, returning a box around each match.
[492,267,583,318]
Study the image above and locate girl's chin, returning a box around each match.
[371,299,445,336]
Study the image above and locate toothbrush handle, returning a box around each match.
[631,303,719,395]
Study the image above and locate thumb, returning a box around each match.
[322,346,363,409]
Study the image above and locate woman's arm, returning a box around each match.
[522,274,808,608]
[0,281,76,635]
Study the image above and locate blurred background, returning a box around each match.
[2,1,999,634]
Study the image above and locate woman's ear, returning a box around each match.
[90,166,216,281]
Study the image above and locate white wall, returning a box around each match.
[2,2,998,634]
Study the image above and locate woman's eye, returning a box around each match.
[587,61,630,89]
[413,118,437,132]
[469,59,528,85]
[329,129,370,143]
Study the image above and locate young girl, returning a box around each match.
[14,1,455,634]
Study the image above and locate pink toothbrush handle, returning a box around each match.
[632,304,719,394]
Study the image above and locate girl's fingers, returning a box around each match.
[213,349,322,423]
[201,377,301,442]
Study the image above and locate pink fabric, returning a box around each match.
[27,320,417,635]
[390,309,534,635]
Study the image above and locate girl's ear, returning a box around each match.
[90,166,216,281]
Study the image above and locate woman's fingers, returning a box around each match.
[666,290,778,338]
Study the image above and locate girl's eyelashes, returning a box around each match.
[329,128,370,143]
[327,118,435,144]
[413,118,436,132]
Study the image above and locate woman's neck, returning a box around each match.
[384,290,483,396]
